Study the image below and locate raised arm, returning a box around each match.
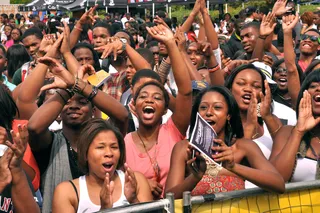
[283,14,301,109]
[7,126,40,213]
[39,59,128,136]
[94,38,151,71]
[252,12,276,61]
[200,0,218,50]
[270,91,320,182]
[69,6,97,49]
[181,0,200,33]
[17,34,64,120]
[147,24,192,135]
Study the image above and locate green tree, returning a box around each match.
[10,0,33,4]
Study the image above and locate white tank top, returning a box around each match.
[77,170,130,213]
[291,158,317,182]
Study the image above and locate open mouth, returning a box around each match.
[142,106,155,120]
[102,162,114,172]
[314,94,320,103]
[206,120,216,126]
[242,94,252,104]
[278,78,287,86]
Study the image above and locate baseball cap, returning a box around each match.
[245,6,257,16]
[192,80,209,91]
[252,62,277,84]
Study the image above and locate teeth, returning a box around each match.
[243,95,251,100]
[144,106,154,110]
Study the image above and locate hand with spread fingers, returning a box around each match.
[282,13,300,33]
[146,24,174,44]
[153,16,170,29]
[5,125,28,170]
[0,148,13,192]
[260,12,277,37]
[272,0,292,17]
[100,173,114,209]
[124,163,139,203]
[295,91,320,134]
[94,38,124,60]
[79,5,98,25]
[186,145,206,180]
[38,57,75,91]
[211,139,235,170]
[38,33,63,58]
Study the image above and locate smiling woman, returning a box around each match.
[165,86,285,199]
[52,118,152,213]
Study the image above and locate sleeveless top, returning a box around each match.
[191,155,245,196]
[290,136,320,182]
[77,170,129,213]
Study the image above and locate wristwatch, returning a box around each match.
[119,38,127,51]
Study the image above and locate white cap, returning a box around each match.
[252,61,277,84]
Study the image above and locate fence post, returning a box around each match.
[166,193,175,213]
[183,191,191,213]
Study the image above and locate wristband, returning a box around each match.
[208,65,221,73]
[87,86,98,102]
[56,91,68,104]
[74,25,83,31]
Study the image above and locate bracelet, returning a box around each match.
[207,64,219,70]
[270,124,282,135]
[87,86,98,102]
[56,91,68,104]
[208,65,221,73]
[258,35,268,40]
[65,89,75,98]
[74,25,83,31]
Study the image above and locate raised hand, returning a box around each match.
[260,80,272,119]
[272,0,292,17]
[77,64,96,81]
[262,55,274,67]
[146,24,174,44]
[260,12,277,37]
[244,91,259,139]
[5,125,28,170]
[59,22,71,55]
[174,26,186,52]
[153,16,170,29]
[100,173,114,209]
[94,38,123,60]
[191,0,201,16]
[38,57,75,90]
[211,139,235,170]
[199,0,207,14]
[296,91,320,134]
[223,59,258,76]
[282,13,299,33]
[79,5,98,25]
[199,41,213,57]
[124,163,138,203]
[186,145,206,180]
[0,148,13,192]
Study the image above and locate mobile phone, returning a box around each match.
[87,70,110,87]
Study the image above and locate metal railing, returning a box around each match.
[98,180,320,213]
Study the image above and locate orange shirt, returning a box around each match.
[12,120,40,191]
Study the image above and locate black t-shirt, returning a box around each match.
[0,175,38,213]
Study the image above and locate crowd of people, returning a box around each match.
[0,0,320,212]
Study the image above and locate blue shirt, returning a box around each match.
[2,74,16,91]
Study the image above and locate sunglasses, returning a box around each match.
[152,52,159,55]
[301,34,320,43]
[275,67,287,74]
